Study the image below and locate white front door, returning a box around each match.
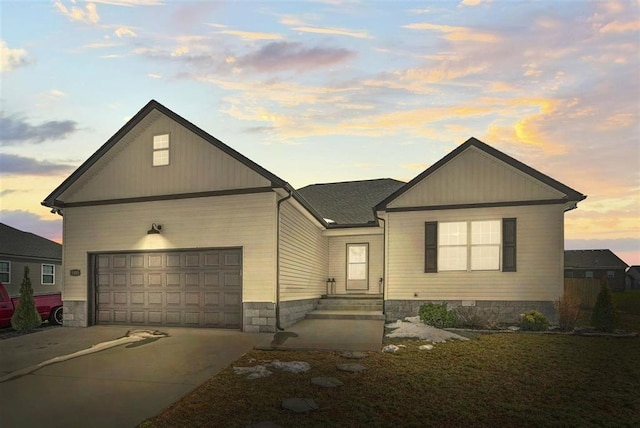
[346,243,368,291]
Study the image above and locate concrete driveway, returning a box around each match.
[0,326,271,428]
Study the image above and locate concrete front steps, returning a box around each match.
[305,294,385,321]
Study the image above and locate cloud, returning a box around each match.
[115,26,136,37]
[238,42,355,73]
[0,40,30,72]
[0,114,78,145]
[599,20,640,34]
[404,22,500,43]
[0,189,16,197]
[291,25,372,39]
[147,73,162,79]
[0,153,76,176]
[54,1,100,24]
[91,0,163,5]
[218,30,284,41]
[0,210,62,243]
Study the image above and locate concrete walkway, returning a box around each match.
[260,319,385,352]
[0,326,271,428]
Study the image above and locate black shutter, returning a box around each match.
[425,221,438,273]
[502,218,517,272]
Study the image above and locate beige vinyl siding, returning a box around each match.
[329,233,384,294]
[279,201,328,301]
[388,146,565,209]
[62,192,277,303]
[61,112,271,203]
[385,204,565,301]
[1,258,63,297]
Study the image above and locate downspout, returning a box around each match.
[275,187,293,331]
[375,213,386,316]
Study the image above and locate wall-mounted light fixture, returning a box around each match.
[147,223,163,234]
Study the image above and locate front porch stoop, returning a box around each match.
[305,294,385,321]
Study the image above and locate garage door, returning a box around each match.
[96,248,242,328]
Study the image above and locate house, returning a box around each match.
[42,100,586,330]
[564,249,628,292]
[626,266,640,290]
[0,223,63,297]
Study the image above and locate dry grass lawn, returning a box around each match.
[140,292,640,428]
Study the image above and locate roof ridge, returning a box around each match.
[299,178,405,188]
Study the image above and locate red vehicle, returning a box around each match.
[0,282,63,328]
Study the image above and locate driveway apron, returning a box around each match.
[0,326,271,428]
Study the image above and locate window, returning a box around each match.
[425,219,516,273]
[585,271,593,279]
[0,261,9,283]
[42,264,55,285]
[153,134,170,166]
[607,271,615,279]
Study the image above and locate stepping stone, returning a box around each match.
[340,351,368,359]
[419,344,434,350]
[281,398,319,413]
[336,363,366,373]
[382,344,400,353]
[311,377,344,388]
[245,422,284,428]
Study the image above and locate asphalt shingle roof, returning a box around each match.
[297,178,405,225]
[564,249,628,269]
[0,223,62,261]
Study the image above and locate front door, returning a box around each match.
[346,243,368,291]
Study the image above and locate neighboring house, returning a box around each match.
[564,249,628,292]
[626,266,640,290]
[42,100,586,330]
[0,223,63,297]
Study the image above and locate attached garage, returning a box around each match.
[95,248,242,328]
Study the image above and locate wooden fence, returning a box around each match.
[564,278,601,309]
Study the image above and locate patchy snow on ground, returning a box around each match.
[385,316,469,342]
[234,360,311,379]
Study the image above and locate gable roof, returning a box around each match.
[0,223,62,261]
[42,99,291,208]
[297,178,405,226]
[564,249,628,269]
[376,137,586,211]
[41,99,327,226]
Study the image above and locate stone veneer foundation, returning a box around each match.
[384,300,557,325]
[62,301,89,327]
[278,298,318,328]
[243,302,277,333]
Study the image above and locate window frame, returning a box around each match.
[434,220,503,272]
[152,133,170,167]
[42,264,55,285]
[0,260,10,284]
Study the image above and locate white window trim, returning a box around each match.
[42,264,55,285]
[0,260,10,284]
[438,220,501,272]
[153,134,170,166]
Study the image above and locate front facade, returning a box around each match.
[43,100,585,330]
[564,249,629,292]
[0,223,63,297]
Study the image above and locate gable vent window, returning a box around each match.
[153,134,170,166]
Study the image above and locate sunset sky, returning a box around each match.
[1,0,639,265]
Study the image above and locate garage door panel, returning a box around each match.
[185,273,199,286]
[96,249,242,328]
[148,255,162,268]
[131,292,145,305]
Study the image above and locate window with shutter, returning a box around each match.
[502,218,517,272]
[425,221,437,273]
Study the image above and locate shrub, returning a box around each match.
[419,302,458,328]
[555,290,581,331]
[11,266,42,332]
[590,277,618,332]
[520,310,549,331]
[455,306,502,329]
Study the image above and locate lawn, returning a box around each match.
[140,293,640,428]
